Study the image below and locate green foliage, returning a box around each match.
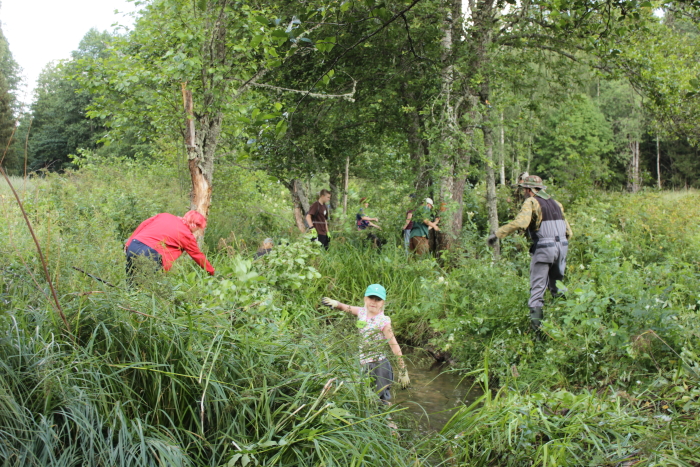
[26,30,143,172]
[257,233,322,291]
[0,166,414,467]
[439,388,700,466]
[0,23,21,170]
[533,94,615,201]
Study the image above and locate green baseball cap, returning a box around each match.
[364,284,386,300]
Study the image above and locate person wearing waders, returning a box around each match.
[321,284,410,405]
[487,175,572,337]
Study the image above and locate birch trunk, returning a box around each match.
[656,134,661,189]
[499,112,506,185]
[343,155,350,215]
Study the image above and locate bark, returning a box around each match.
[656,134,661,189]
[329,171,341,217]
[343,155,350,215]
[473,0,499,256]
[627,139,640,193]
[500,112,506,185]
[484,124,500,257]
[401,83,430,190]
[287,178,310,232]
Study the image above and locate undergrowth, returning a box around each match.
[2,166,700,466]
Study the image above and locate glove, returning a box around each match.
[322,297,339,308]
[397,368,410,389]
[487,233,498,247]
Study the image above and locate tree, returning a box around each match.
[533,93,615,198]
[28,30,119,171]
[0,23,21,169]
[81,0,358,233]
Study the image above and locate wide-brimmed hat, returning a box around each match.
[425,197,434,206]
[518,175,546,190]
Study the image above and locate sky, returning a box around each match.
[1,0,141,105]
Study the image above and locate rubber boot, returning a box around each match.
[529,307,544,339]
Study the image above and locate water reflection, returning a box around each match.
[393,357,482,432]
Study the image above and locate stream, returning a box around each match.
[393,357,483,433]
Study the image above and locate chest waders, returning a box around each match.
[527,197,569,337]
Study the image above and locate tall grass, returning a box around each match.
[4,163,700,466]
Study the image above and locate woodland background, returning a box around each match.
[3,1,700,466]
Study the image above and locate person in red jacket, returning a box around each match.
[125,210,215,279]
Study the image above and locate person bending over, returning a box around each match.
[125,210,214,280]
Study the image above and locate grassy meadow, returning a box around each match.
[1,162,700,466]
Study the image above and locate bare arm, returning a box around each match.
[305,213,313,230]
[423,218,440,231]
[382,324,405,368]
[333,301,361,316]
[401,212,413,230]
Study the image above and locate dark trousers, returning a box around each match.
[363,359,393,401]
[312,234,330,250]
[125,239,162,280]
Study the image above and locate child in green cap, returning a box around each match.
[322,284,410,403]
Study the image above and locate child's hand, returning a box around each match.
[322,297,339,308]
[397,368,410,389]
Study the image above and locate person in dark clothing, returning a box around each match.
[356,199,385,249]
[306,189,332,249]
[487,175,573,336]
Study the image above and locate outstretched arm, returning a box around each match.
[322,297,360,316]
[496,198,534,239]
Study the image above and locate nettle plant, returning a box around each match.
[258,234,322,291]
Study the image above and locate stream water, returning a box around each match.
[393,357,483,433]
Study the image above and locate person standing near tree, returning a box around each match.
[409,198,440,255]
[306,189,332,250]
[487,175,572,336]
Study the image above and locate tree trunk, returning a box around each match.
[329,171,341,219]
[627,139,640,193]
[434,0,470,251]
[401,83,430,191]
[182,83,221,241]
[343,155,350,215]
[656,134,661,189]
[484,124,500,257]
[499,112,506,185]
[287,178,310,232]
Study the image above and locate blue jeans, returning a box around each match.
[125,239,162,280]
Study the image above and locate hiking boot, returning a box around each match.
[529,306,544,339]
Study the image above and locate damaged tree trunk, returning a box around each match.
[182,83,221,239]
[288,178,311,232]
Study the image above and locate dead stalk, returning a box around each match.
[0,165,71,334]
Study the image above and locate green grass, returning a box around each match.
[3,164,700,466]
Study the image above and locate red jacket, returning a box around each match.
[126,213,214,275]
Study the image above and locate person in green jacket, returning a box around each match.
[488,175,573,336]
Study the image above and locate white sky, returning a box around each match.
[1,0,141,105]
